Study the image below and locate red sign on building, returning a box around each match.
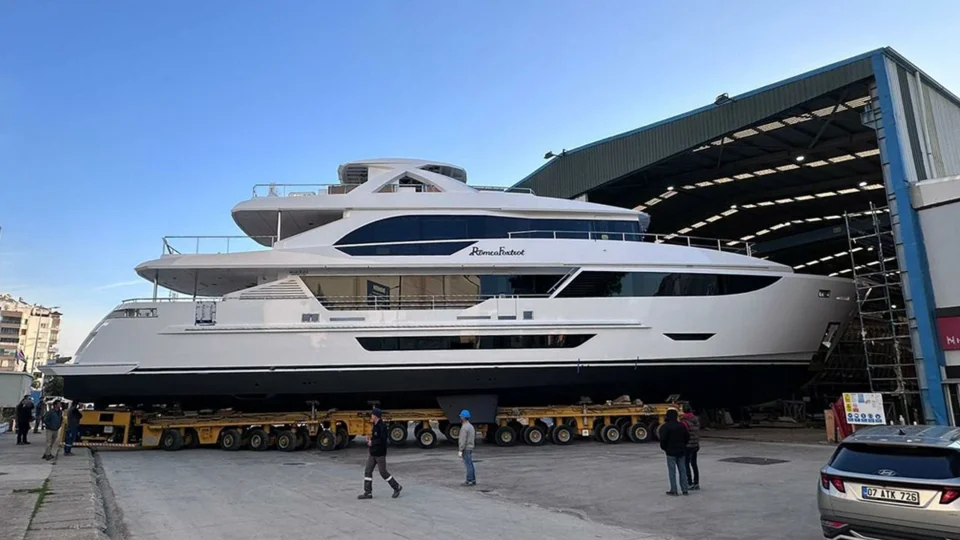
[936,315,960,351]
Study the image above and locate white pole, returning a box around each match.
[276,211,282,242]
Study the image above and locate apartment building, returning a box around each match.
[0,294,61,378]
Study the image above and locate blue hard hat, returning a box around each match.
[459,409,471,419]
[371,408,383,417]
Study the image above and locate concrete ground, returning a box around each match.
[99,434,835,540]
[1,429,54,540]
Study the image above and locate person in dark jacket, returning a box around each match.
[33,399,46,433]
[42,400,63,460]
[658,408,690,496]
[358,408,402,500]
[15,394,34,445]
[64,402,84,455]
[680,404,701,490]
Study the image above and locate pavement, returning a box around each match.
[98,433,836,540]
[0,429,108,540]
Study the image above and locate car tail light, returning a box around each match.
[821,520,846,530]
[820,473,846,493]
[941,489,960,505]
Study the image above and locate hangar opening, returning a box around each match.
[516,48,960,424]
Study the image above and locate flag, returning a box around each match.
[15,349,25,364]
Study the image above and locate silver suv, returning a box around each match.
[818,425,960,539]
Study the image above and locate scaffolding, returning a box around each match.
[844,203,921,422]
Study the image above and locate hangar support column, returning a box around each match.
[870,53,948,424]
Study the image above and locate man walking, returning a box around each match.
[15,394,34,445]
[42,401,63,461]
[33,399,46,433]
[457,409,476,486]
[64,401,84,455]
[658,408,690,496]
[358,408,402,500]
[681,404,701,490]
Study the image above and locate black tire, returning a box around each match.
[417,427,438,448]
[219,428,243,451]
[495,425,517,447]
[334,426,350,450]
[601,424,622,444]
[444,423,461,442]
[183,428,200,449]
[648,421,660,441]
[523,424,547,446]
[593,422,605,442]
[388,422,408,446]
[317,430,337,452]
[276,430,298,452]
[546,423,557,441]
[616,417,631,435]
[159,429,183,451]
[248,428,270,451]
[627,423,651,443]
[551,423,574,445]
[520,425,531,444]
[297,427,312,450]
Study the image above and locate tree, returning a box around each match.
[43,375,63,396]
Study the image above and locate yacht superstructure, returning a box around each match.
[43,159,857,410]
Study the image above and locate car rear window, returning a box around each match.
[831,443,960,479]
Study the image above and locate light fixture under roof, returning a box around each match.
[667,186,675,191]
[859,181,868,187]
[730,204,737,209]
[795,155,806,162]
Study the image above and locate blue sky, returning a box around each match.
[2,1,959,354]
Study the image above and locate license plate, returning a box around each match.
[103,426,114,434]
[862,486,920,505]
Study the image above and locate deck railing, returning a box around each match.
[161,235,277,255]
[251,183,534,197]
[318,294,546,311]
[507,230,754,256]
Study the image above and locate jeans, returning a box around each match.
[462,450,476,483]
[64,426,80,454]
[685,447,700,486]
[666,455,689,493]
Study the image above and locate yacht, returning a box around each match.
[43,159,856,411]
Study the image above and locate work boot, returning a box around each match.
[357,492,372,500]
[392,485,402,499]
[665,491,678,496]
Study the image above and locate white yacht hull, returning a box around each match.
[47,272,855,409]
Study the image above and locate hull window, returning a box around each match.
[337,241,475,256]
[304,274,564,310]
[335,215,641,246]
[357,334,595,351]
[557,271,780,297]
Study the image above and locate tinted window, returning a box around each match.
[337,241,475,256]
[479,275,561,296]
[831,443,960,479]
[357,334,594,351]
[556,271,779,297]
[336,215,641,245]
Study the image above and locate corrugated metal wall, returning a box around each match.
[517,58,874,199]
[922,84,960,177]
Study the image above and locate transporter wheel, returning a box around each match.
[335,426,350,450]
[317,430,337,452]
[297,427,312,450]
[495,425,517,447]
[523,425,547,446]
[276,430,298,452]
[159,429,183,451]
[388,422,408,446]
[219,428,243,451]
[593,422,605,442]
[182,428,200,449]
[444,423,461,443]
[552,424,574,445]
[546,423,557,442]
[248,428,270,451]
[417,427,438,449]
[648,421,660,441]
[601,424,622,444]
[616,417,631,435]
[627,423,650,443]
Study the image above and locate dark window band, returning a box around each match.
[557,271,780,298]
[336,241,475,256]
[336,215,642,246]
[357,334,595,351]
[664,333,715,341]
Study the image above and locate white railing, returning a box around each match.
[318,294,546,311]
[120,297,222,304]
[251,182,534,197]
[507,230,754,256]
[162,235,277,255]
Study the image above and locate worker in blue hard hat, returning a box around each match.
[458,409,476,486]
